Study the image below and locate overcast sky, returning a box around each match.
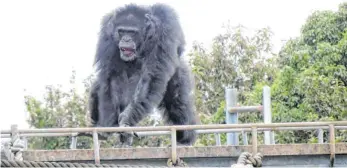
[0,0,344,131]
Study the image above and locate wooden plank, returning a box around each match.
[22,143,347,162]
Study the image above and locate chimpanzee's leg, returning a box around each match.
[162,64,197,146]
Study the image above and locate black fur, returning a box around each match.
[89,3,197,146]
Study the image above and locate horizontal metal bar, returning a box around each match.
[228,105,263,113]
[114,126,347,135]
[1,121,347,134]
[2,126,347,138]
[1,130,11,134]
[1,133,78,138]
[22,143,347,161]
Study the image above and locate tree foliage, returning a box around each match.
[266,2,347,143]
[24,70,95,149]
[188,24,278,146]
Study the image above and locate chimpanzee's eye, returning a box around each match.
[128,30,136,35]
[118,29,125,36]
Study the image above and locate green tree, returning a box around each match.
[24,70,95,149]
[264,2,347,144]
[188,23,278,146]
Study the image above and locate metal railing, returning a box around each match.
[2,121,347,165]
[224,86,329,145]
[224,86,274,146]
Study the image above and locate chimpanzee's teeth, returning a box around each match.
[121,47,135,52]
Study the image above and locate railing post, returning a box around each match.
[242,131,248,145]
[23,137,28,150]
[318,128,324,143]
[171,128,177,165]
[214,133,221,146]
[263,86,274,144]
[11,124,19,144]
[92,130,100,164]
[225,87,239,145]
[329,124,335,167]
[70,136,77,149]
[252,127,258,154]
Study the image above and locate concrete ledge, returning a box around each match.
[22,143,347,162]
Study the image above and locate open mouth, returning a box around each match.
[120,47,135,56]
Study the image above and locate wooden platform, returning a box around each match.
[22,143,347,167]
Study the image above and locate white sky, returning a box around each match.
[0,0,344,131]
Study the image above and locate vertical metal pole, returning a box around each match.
[171,128,177,165]
[214,133,221,146]
[263,86,274,144]
[252,127,258,154]
[242,131,248,145]
[11,124,19,144]
[8,124,19,161]
[70,136,77,149]
[23,137,28,150]
[329,124,335,167]
[225,87,239,145]
[92,130,100,164]
[318,128,324,143]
